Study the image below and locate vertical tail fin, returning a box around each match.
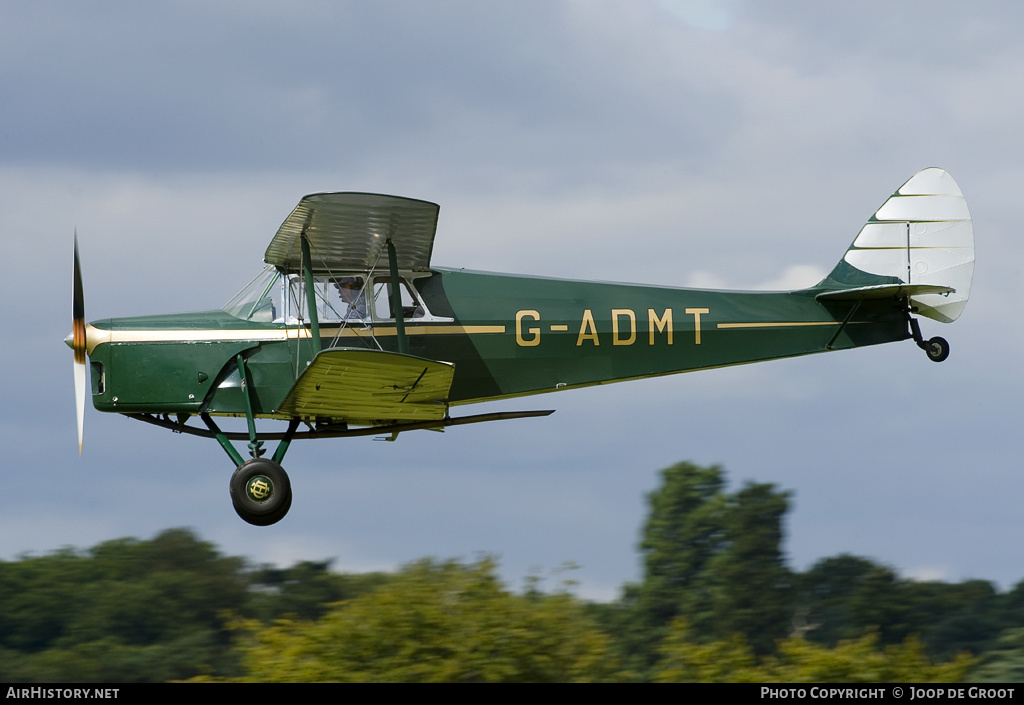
[819,168,974,323]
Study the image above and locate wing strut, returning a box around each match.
[824,300,863,350]
[300,232,322,355]
[386,238,409,354]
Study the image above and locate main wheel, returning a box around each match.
[230,458,292,526]
[924,336,950,363]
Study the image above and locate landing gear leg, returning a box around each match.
[904,305,950,363]
[202,414,300,526]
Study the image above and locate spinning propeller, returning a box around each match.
[70,233,86,454]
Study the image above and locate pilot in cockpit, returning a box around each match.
[333,276,367,320]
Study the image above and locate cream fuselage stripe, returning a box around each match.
[717,321,839,329]
[86,319,842,355]
[84,324,506,354]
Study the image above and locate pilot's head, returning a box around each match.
[334,277,362,298]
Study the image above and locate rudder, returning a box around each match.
[819,168,974,323]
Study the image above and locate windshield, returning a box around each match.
[222,266,284,322]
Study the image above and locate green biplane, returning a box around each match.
[68,168,974,525]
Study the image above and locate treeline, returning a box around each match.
[0,461,1020,682]
[592,462,1024,681]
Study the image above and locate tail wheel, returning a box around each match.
[924,336,950,363]
[230,458,292,526]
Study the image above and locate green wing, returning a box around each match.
[276,348,454,424]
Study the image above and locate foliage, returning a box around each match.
[702,481,793,653]
[970,628,1024,682]
[652,619,761,683]
[233,557,620,682]
[0,528,248,681]
[628,461,792,665]
[797,554,912,646]
[796,555,1011,660]
[2,460,1023,682]
[247,559,393,622]
[636,461,727,631]
[653,618,974,683]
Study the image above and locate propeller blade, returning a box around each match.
[73,232,86,454]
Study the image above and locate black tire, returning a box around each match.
[235,488,292,527]
[925,336,950,363]
[230,458,292,526]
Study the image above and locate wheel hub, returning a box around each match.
[246,475,273,503]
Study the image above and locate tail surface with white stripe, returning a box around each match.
[819,168,974,324]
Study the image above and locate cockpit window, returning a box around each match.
[372,276,424,321]
[223,267,437,324]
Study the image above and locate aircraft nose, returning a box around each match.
[64,331,75,349]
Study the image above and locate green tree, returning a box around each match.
[651,619,761,683]
[247,560,393,622]
[630,462,726,651]
[761,632,973,683]
[703,481,793,653]
[234,558,619,682]
[913,579,1003,660]
[628,462,792,663]
[653,617,973,683]
[0,529,248,682]
[970,627,1024,682]
[798,556,1007,660]
[797,555,907,646]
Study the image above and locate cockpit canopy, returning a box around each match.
[223,265,436,324]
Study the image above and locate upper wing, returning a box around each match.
[264,192,440,275]
[275,348,455,425]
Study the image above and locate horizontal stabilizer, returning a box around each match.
[816,283,954,302]
[276,348,455,424]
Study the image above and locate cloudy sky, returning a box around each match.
[3,0,1022,599]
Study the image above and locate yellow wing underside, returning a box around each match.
[276,348,455,425]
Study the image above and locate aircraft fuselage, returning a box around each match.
[83,267,909,421]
